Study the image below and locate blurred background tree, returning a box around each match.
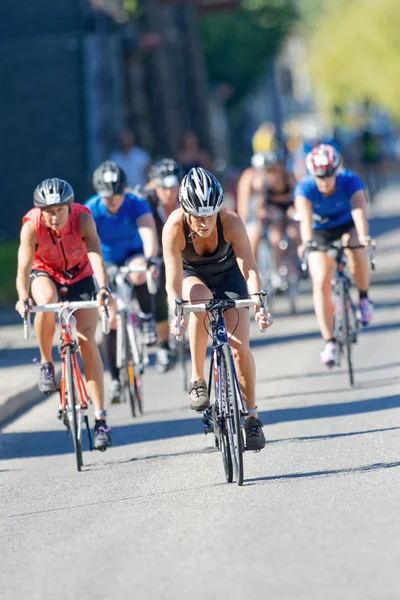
[199,0,297,108]
[307,0,400,120]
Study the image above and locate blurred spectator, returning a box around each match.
[176,131,212,175]
[110,131,151,188]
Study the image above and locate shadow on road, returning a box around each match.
[260,375,399,401]
[249,320,400,352]
[245,460,400,486]
[370,213,400,239]
[259,361,400,384]
[258,393,400,426]
[268,426,400,446]
[1,393,399,461]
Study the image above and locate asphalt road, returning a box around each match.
[1,188,400,600]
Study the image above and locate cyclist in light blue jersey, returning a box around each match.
[295,144,374,367]
[85,161,159,403]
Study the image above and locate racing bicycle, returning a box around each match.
[303,240,376,386]
[175,291,270,486]
[23,298,109,472]
[111,264,157,417]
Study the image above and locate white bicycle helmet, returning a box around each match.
[251,151,279,170]
[179,167,224,217]
[306,144,341,177]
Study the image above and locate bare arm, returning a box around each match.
[294,195,313,243]
[162,214,185,312]
[351,189,369,243]
[137,212,159,259]
[236,169,254,222]
[16,222,36,303]
[79,213,108,289]
[222,211,262,297]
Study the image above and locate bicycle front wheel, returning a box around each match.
[221,345,244,486]
[118,314,136,417]
[210,355,232,483]
[340,281,355,386]
[65,346,83,471]
[126,320,144,415]
[177,338,189,392]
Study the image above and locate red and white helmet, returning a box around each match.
[306,144,341,177]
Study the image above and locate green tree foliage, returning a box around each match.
[199,0,297,106]
[308,0,400,119]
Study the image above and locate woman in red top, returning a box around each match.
[15,178,112,451]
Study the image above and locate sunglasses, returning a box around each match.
[315,173,336,180]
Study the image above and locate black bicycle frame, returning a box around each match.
[207,309,247,423]
[331,247,359,341]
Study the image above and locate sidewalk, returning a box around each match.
[0,322,61,425]
[1,182,399,427]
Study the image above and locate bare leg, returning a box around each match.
[246,222,263,262]
[267,222,285,269]
[343,229,370,291]
[224,307,258,418]
[156,321,169,344]
[75,308,105,418]
[31,276,58,364]
[309,251,335,341]
[182,276,212,382]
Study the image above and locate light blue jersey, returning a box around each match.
[294,169,364,229]
[85,193,151,264]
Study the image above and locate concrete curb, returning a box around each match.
[0,367,62,427]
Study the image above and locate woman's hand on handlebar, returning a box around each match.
[97,287,112,308]
[149,264,160,280]
[170,315,188,337]
[16,296,32,318]
[255,308,273,331]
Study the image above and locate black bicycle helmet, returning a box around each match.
[149,158,183,188]
[33,178,74,208]
[92,160,127,197]
[179,167,223,217]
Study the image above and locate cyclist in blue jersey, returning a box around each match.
[85,161,159,403]
[138,158,184,373]
[295,144,374,367]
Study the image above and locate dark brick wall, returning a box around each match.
[0,1,90,240]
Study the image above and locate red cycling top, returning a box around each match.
[23,204,94,285]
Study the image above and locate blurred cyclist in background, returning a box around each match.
[138,158,184,373]
[176,131,212,175]
[295,144,374,367]
[237,151,298,281]
[85,161,159,403]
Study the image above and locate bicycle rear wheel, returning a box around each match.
[340,281,355,386]
[65,346,83,472]
[222,345,244,486]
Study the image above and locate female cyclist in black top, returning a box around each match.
[162,168,273,451]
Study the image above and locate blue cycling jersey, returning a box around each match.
[294,169,364,229]
[85,193,151,263]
